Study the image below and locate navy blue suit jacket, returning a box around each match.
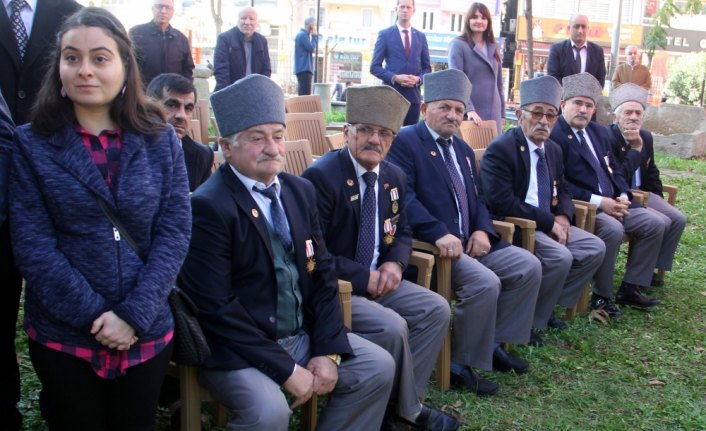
[0,0,82,124]
[386,121,505,252]
[609,124,663,197]
[213,27,272,91]
[302,148,413,296]
[547,39,607,88]
[370,25,431,104]
[181,134,213,192]
[178,165,352,384]
[480,127,573,234]
[550,116,631,202]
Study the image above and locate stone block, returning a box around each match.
[653,131,706,158]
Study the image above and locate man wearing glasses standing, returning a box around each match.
[130,0,194,85]
[480,76,605,344]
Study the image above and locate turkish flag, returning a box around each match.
[646,0,658,15]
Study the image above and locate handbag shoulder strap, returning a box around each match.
[93,195,147,263]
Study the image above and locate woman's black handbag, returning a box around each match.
[167,286,211,365]
[93,196,211,365]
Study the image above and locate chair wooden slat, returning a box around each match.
[285,95,323,113]
[458,120,498,149]
[284,139,314,176]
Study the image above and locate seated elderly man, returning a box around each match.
[608,83,686,290]
[302,86,456,430]
[480,76,605,345]
[146,73,213,192]
[386,69,542,395]
[549,73,666,317]
[178,74,394,430]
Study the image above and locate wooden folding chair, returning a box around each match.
[284,139,314,176]
[187,119,202,144]
[285,95,323,113]
[173,280,354,431]
[656,184,679,282]
[285,112,344,157]
[562,200,598,320]
[192,100,212,144]
[458,120,498,150]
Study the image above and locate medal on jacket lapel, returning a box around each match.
[603,154,613,175]
[305,239,315,273]
[383,218,396,245]
[390,187,399,214]
[552,180,559,207]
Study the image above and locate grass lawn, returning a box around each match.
[16,153,706,431]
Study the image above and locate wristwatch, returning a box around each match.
[326,353,341,366]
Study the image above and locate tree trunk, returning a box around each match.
[524,0,534,79]
[211,0,223,38]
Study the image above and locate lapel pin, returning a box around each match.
[251,209,259,218]
[430,150,438,157]
[350,194,360,202]
[346,179,354,186]
[568,134,574,140]
[520,145,525,152]
[384,183,389,190]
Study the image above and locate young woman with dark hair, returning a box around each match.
[10,7,191,429]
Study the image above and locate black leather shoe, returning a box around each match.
[638,284,654,295]
[651,273,664,288]
[591,295,621,318]
[450,366,499,396]
[528,328,545,347]
[547,312,568,330]
[616,283,661,309]
[492,346,530,373]
[399,405,460,431]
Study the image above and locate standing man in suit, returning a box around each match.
[294,16,318,96]
[547,15,606,89]
[387,69,541,395]
[550,73,665,318]
[370,0,431,126]
[0,2,80,429]
[480,76,605,345]
[130,0,195,86]
[302,86,457,430]
[213,6,271,91]
[608,83,685,289]
[0,0,82,125]
[178,75,394,430]
[146,73,213,192]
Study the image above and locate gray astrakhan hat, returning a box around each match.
[562,72,603,103]
[346,86,410,133]
[520,75,562,110]
[210,74,286,137]
[423,68,472,107]
[609,83,648,110]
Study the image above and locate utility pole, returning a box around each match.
[608,0,624,93]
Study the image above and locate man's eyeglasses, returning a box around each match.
[352,125,395,140]
[153,4,174,11]
[522,109,558,121]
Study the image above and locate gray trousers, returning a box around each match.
[533,227,606,329]
[451,245,541,370]
[351,280,450,418]
[593,207,666,297]
[648,192,686,271]
[200,333,394,431]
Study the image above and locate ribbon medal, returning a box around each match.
[552,180,559,207]
[390,187,399,214]
[305,239,316,273]
[383,218,395,245]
